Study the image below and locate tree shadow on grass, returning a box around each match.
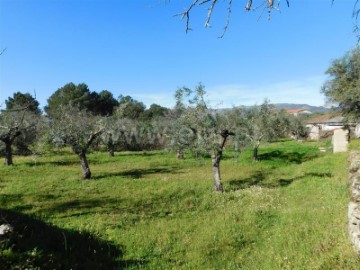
[39,188,199,222]
[23,159,80,167]
[258,150,319,164]
[0,209,146,270]
[227,171,333,191]
[93,167,181,180]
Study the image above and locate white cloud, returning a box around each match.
[132,93,175,108]
[206,75,327,108]
[130,75,327,109]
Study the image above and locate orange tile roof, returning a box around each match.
[286,108,306,113]
[305,114,331,123]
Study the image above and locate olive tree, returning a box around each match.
[0,110,41,165]
[322,46,360,122]
[228,101,289,161]
[100,116,168,154]
[0,94,42,165]
[49,105,103,179]
[171,83,234,192]
[288,114,309,140]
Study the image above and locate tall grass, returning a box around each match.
[0,140,359,269]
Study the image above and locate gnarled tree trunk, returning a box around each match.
[108,148,115,157]
[253,142,260,161]
[1,129,21,166]
[4,141,13,166]
[71,129,104,180]
[79,152,91,179]
[177,149,184,159]
[211,130,234,192]
[107,134,115,157]
[211,150,223,192]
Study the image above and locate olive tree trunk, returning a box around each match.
[108,148,115,157]
[177,149,184,159]
[211,150,223,192]
[211,130,234,192]
[107,135,115,157]
[79,152,91,179]
[1,130,21,166]
[253,142,260,161]
[4,141,13,166]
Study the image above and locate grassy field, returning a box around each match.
[0,140,359,269]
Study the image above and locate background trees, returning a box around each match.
[5,92,41,115]
[115,95,146,119]
[226,101,289,161]
[91,90,119,116]
[322,46,360,122]
[45,83,119,117]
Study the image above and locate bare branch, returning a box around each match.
[219,0,233,38]
[245,0,253,11]
[205,0,218,28]
[0,48,6,56]
[176,0,290,37]
[174,0,201,33]
[199,0,211,5]
[86,129,105,150]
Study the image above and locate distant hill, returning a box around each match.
[214,103,330,114]
[273,103,330,113]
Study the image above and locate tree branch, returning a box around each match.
[205,0,218,28]
[219,0,233,38]
[0,48,6,56]
[176,0,290,37]
[85,129,105,150]
[174,0,201,33]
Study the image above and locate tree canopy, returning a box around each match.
[115,95,146,119]
[5,92,41,115]
[48,105,103,178]
[45,83,119,117]
[322,46,360,122]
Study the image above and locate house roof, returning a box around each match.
[305,114,344,125]
[286,108,306,114]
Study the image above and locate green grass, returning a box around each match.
[0,140,359,269]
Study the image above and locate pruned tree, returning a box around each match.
[49,105,103,179]
[171,83,235,192]
[322,46,360,122]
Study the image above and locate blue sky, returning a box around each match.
[0,0,358,110]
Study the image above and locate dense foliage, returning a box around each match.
[322,46,360,122]
[45,82,119,117]
[5,92,41,115]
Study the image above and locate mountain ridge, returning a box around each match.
[273,103,329,113]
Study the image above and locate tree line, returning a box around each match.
[2,42,358,192]
[0,81,309,192]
